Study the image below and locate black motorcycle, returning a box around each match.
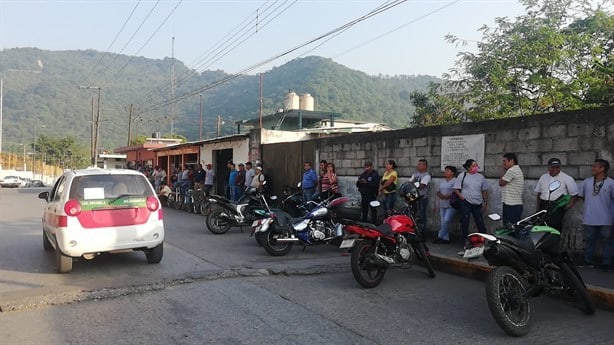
[463,180,595,337]
[205,186,275,234]
[280,182,308,217]
[255,196,360,256]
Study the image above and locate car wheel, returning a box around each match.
[55,246,73,273]
[43,230,53,251]
[146,243,164,264]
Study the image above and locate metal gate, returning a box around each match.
[261,141,316,196]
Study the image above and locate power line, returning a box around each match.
[83,0,143,85]
[137,0,293,108]
[104,0,184,87]
[136,0,408,116]
[333,1,461,60]
[90,0,162,86]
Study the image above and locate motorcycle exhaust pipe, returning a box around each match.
[275,238,300,243]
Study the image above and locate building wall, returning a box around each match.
[200,138,250,165]
[314,107,613,253]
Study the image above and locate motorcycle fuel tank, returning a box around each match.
[384,215,415,234]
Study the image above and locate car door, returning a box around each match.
[44,176,67,237]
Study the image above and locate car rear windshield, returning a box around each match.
[69,174,153,201]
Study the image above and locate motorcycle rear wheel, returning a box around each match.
[206,207,232,234]
[262,231,293,256]
[254,232,264,246]
[559,262,595,315]
[485,266,531,337]
[412,242,435,278]
[351,240,387,288]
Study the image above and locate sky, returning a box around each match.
[0,0,528,78]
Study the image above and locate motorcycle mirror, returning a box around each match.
[262,180,267,186]
[414,181,421,188]
[297,182,301,188]
[370,200,381,207]
[488,213,501,221]
[548,180,561,193]
[270,196,278,200]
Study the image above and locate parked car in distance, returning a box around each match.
[0,176,22,188]
[26,179,45,187]
[38,168,165,273]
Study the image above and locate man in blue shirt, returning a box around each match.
[578,159,614,270]
[302,162,318,203]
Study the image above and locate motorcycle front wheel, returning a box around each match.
[206,207,232,234]
[262,231,293,256]
[559,262,595,315]
[485,266,531,337]
[351,240,387,288]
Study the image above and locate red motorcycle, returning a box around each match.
[340,182,435,288]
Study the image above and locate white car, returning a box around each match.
[38,168,165,273]
[0,175,22,188]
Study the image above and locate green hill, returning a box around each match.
[1,48,439,151]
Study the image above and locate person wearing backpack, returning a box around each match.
[434,165,458,244]
[251,166,266,191]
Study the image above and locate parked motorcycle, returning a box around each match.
[280,182,308,217]
[255,195,360,256]
[340,182,435,288]
[463,180,595,337]
[206,186,275,234]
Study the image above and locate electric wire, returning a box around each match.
[136,0,408,115]
[83,0,142,86]
[333,0,461,60]
[89,0,162,86]
[138,0,294,108]
[103,0,184,87]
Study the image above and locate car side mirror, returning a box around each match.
[38,191,49,201]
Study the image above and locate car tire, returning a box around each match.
[43,230,53,251]
[146,243,164,264]
[55,245,73,273]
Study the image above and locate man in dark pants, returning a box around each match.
[356,161,380,224]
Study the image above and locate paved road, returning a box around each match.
[1,188,612,344]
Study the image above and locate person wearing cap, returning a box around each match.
[356,161,380,224]
[534,157,578,231]
[251,166,266,191]
[204,163,215,197]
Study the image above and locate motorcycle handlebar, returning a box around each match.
[515,209,547,226]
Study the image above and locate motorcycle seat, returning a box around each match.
[498,235,535,251]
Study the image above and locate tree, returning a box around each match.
[412,0,613,126]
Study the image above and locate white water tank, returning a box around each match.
[284,92,299,110]
[299,93,314,111]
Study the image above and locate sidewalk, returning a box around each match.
[424,240,614,311]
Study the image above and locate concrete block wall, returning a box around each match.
[316,107,614,253]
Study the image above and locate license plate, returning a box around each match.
[252,220,261,227]
[339,239,355,249]
[463,246,484,259]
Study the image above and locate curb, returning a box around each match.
[428,253,614,312]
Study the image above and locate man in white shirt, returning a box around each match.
[409,159,431,232]
[204,163,215,197]
[499,153,524,225]
[534,157,578,230]
[245,162,255,189]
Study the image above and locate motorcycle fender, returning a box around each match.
[255,219,272,233]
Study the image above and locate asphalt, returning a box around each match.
[423,238,614,311]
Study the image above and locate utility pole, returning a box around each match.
[79,85,102,166]
[259,73,263,128]
[216,115,221,137]
[127,103,134,146]
[170,36,176,137]
[199,94,203,140]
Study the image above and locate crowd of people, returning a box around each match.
[302,155,612,270]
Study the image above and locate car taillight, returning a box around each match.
[64,200,82,217]
[146,196,160,211]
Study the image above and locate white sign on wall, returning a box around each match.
[441,134,485,172]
